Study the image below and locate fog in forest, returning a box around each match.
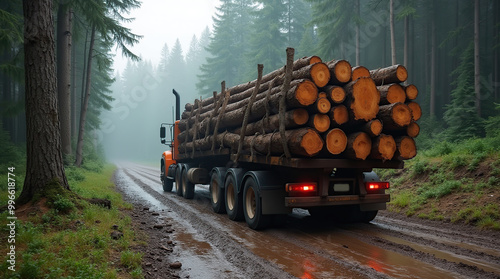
[97,0,500,164]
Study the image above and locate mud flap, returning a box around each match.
[261,189,292,215]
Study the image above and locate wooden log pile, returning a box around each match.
[177,48,419,162]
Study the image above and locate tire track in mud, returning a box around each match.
[118,163,500,279]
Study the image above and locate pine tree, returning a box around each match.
[444,42,483,141]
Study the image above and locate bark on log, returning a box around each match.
[184,56,322,112]
[308,114,330,133]
[233,108,309,136]
[370,64,408,85]
[179,128,324,158]
[329,105,349,127]
[322,85,346,104]
[351,65,370,80]
[344,132,372,160]
[378,83,406,105]
[323,128,347,155]
[407,101,422,121]
[310,96,331,114]
[361,119,383,137]
[378,103,412,130]
[395,136,417,159]
[370,134,396,160]
[344,77,380,121]
[327,59,352,84]
[404,84,418,100]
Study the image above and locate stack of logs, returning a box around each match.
[177,49,420,162]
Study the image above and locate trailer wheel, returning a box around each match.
[181,168,195,199]
[209,172,226,214]
[225,174,244,221]
[243,177,270,230]
[162,178,173,192]
[175,166,183,196]
[360,210,378,223]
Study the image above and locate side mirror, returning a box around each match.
[160,126,166,139]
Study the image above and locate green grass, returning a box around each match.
[0,164,143,279]
[378,134,500,230]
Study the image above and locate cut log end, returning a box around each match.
[297,129,324,157]
[407,121,420,138]
[396,136,417,159]
[309,56,322,65]
[379,83,406,104]
[324,128,347,155]
[391,103,412,127]
[367,119,383,136]
[311,63,331,87]
[348,77,380,121]
[346,132,372,160]
[295,80,318,106]
[330,60,352,84]
[351,66,370,81]
[330,105,349,126]
[293,108,309,126]
[310,114,330,133]
[407,101,422,121]
[396,65,408,83]
[405,84,418,100]
[331,86,346,103]
[315,97,332,114]
[371,134,396,160]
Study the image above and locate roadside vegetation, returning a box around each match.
[0,132,144,279]
[378,131,500,230]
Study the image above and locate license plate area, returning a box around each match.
[329,178,356,195]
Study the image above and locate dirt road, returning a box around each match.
[114,162,500,279]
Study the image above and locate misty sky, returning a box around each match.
[113,0,221,71]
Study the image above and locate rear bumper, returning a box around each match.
[285,194,390,207]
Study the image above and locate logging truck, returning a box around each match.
[159,53,418,230]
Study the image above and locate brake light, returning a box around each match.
[286,183,317,193]
[366,182,390,191]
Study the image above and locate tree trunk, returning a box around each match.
[360,119,383,137]
[355,0,360,66]
[378,83,406,105]
[406,101,422,121]
[322,85,346,104]
[370,134,396,160]
[395,136,417,159]
[75,25,95,167]
[232,108,308,137]
[351,66,370,81]
[369,64,408,85]
[327,59,352,84]
[344,132,372,160]
[323,128,347,155]
[390,0,397,65]
[308,113,330,133]
[344,77,380,121]
[310,96,331,114]
[430,4,436,117]
[328,105,349,127]
[474,0,481,116]
[57,3,72,159]
[19,0,70,204]
[378,103,412,130]
[404,84,418,100]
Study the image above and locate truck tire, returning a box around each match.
[243,177,270,230]
[175,166,183,196]
[225,174,244,221]
[210,171,226,214]
[162,178,173,192]
[360,210,378,223]
[181,167,195,199]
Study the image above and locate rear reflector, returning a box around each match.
[366,182,390,191]
[286,183,317,192]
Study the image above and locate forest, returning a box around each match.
[1,0,500,165]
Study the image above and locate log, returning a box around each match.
[378,103,412,130]
[378,83,406,105]
[308,114,330,133]
[306,62,330,87]
[327,59,352,84]
[404,84,418,100]
[395,136,417,159]
[370,64,408,85]
[329,105,349,127]
[407,101,422,121]
[310,96,331,114]
[184,56,322,111]
[322,85,346,104]
[351,66,370,81]
[406,121,420,138]
[233,108,309,136]
[360,119,383,137]
[344,132,372,160]
[344,77,380,121]
[323,128,347,155]
[180,128,324,157]
[370,134,396,160]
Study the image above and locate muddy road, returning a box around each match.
[114,162,500,279]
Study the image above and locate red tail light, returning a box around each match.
[366,182,390,191]
[286,183,317,193]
